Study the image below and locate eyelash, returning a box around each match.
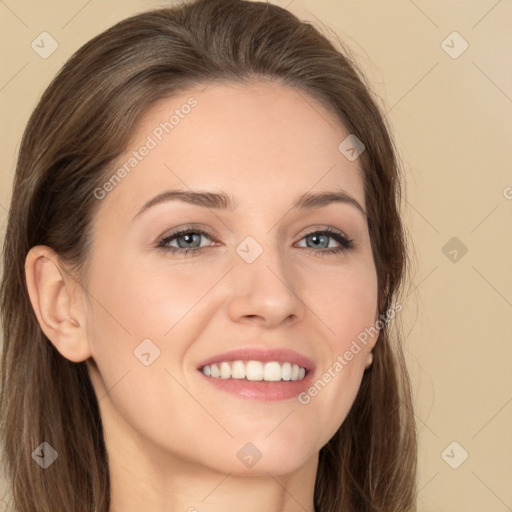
[156,226,354,258]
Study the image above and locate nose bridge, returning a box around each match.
[227,232,304,325]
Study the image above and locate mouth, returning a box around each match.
[196,348,316,401]
[200,360,310,382]
[196,348,315,383]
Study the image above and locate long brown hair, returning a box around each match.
[0,0,417,510]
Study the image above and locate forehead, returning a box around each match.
[96,80,366,222]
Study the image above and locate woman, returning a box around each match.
[0,0,417,510]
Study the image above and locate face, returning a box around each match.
[81,80,379,476]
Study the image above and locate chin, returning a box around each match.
[205,436,317,476]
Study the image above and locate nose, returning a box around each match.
[226,239,306,328]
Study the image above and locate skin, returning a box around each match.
[25,80,380,512]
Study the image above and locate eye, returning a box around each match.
[295,227,354,256]
[156,226,354,257]
[157,227,216,257]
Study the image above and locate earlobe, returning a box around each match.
[24,245,92,363]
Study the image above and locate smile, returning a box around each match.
[201,360,307,381]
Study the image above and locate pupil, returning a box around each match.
[179,233,199,248]
[309,234,327,248]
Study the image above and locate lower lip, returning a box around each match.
[198,370,315,401]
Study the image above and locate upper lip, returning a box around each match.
[197,347,316,373]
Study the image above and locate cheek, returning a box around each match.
[86,253,216,343]
[83,257,228,460]
[308,259,378,347]
[84,254,227,399]
[297,262,378,444]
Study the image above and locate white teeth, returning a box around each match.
[231,360,246,379]
[281,362,292,381]
[210,363,220,378]
[219,362,231,379]
[263,362,282,381]
[201,360,308,382]
[246,360,263,381]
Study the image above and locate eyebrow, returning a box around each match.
[132,188,367,220]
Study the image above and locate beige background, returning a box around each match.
[1,1,511,511]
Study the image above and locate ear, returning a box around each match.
[24,245,92,362]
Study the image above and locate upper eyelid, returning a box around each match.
[160,225,350,237]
